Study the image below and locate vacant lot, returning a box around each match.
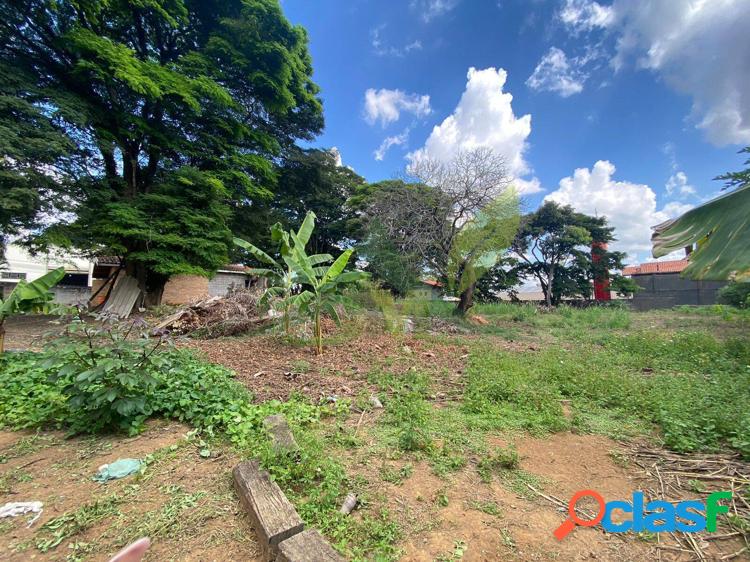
[1,303,749,561]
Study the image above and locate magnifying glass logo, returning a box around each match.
[553,489,606,540]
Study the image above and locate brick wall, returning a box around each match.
[161,274,209,305]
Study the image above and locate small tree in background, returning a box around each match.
[447,190,520,314]
[512,201,636,306]
[358,148,518,314]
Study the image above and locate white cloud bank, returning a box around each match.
[545,160,692,261]
[526,47,586,97]
[409,67,542,194]
[363,88,432,127]
[554,0,750,146]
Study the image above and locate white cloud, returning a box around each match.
[363,88,432,127]
[526,47,586,97]
[514,177,544,195]
[559,0,614,33]
[665,171,696,198]
[559,0,750,146]
[371,25,423,57]
[411,0,459,22]
[408,67,541,194]
[374,131,409,161]
[545,160,692,261]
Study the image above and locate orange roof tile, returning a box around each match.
[622,259,689,276]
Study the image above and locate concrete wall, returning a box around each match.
[52,286,91,305]
[208,272,247,297]
[630,273,726,311]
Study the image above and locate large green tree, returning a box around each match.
[233,148,366,258]
[0,0,322,303]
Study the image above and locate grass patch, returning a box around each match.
[464,330,750,457]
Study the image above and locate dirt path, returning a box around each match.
[0,421,259,561]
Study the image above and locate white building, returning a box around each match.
[0,244,93,304]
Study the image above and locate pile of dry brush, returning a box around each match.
[152,289,270,338]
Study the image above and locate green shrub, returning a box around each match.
[718,282,750,308]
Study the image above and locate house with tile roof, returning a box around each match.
[623,258,726,310]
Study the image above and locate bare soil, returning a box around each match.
[0,421,259,561]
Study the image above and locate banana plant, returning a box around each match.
[233,211,332,334]
[282,240,368,354]
[0,267,65,354]
[652,183,750,281]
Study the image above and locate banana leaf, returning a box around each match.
[651,184,750,280]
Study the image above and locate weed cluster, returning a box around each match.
[465,331,750,457]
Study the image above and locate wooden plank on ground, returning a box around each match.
[233,460,304,561]
[102,275,140,318]
[263,414,299,455]
[276,529,345,562]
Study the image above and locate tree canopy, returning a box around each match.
[357,149,518,313]
[233,148,366,258]
[1,0,322,301]
[512,201,636,306]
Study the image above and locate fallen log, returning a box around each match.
[263,414,299,455]
[232,460,304,561]
[276,529,345,562]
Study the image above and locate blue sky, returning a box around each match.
[282,0,750,263]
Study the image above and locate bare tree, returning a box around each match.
[365,147,516,314]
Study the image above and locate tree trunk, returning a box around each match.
[314,307,323,355]
[0,321,5,355]
[125,261,167,309]
[455,283,476,316]
[545,266,555,307]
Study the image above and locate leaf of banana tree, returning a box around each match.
[15,268,66,303]
[233,237,279,267]
[332,270,369,285]
[322,249,353,284]
[283,254,315,287]
[309,254,333,266]
[652,184,750,280]
[323,301,342,326]
[296,211,317,247]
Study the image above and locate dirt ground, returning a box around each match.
[2,312,748,561]
[0,421,259,561]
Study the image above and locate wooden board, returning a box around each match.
[276,529,345,562]
[102,275,140,318]
[233,460,304,561]
[263,414,299,455]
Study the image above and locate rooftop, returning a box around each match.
[622,259,689,276]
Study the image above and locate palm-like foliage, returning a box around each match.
[0,267,65,354]
[234,211,332,334]
[234,211,364,349]
[282,239,367,354]
[652,183,750,281]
